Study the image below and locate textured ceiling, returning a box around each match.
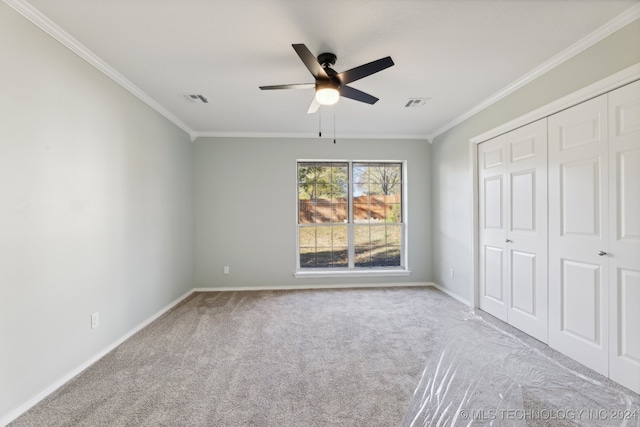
[10,0,640,139]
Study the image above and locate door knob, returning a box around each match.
[505,239,512,243]
[598,251,607,256]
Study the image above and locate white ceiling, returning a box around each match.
[9,0,640,140]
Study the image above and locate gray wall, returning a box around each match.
[194,137,432,288]
[0,4,194,421]
[431,20,640,302]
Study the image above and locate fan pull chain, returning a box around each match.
[318,107,322,138]
[333,108,336,144]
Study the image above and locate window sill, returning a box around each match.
[294,269,411,279]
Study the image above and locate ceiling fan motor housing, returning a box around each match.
[317,52,340,86]
[317,52,337,68]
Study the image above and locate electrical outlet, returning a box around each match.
[224,266,229,275]
[449,268,455,278]
[91,312,99,329]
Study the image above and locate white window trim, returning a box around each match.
[294,159,411,278]
[294,269,411,279]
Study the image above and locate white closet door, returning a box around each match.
[608,80,640,394]
[549,94,609,376]
[505,120,548,343]
[478,119,547,340]
[479,135,508,321]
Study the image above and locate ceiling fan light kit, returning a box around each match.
[315,83,340,105]
[259,43,394,114]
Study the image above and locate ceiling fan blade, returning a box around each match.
[339,85,379,105]
[292,44,329,80]
[337,57,394,85]
[307,96,321,114]
[259,83,315,90]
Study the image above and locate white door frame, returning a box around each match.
[469,63,640,309]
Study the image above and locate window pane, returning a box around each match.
[354,225,370,246]
[314,163,333,203]
[312,191,331,204]
[298,164,318,197]
[298,199,314,224]
[298,163,315,223]
[329,225,347,268]
[353,164,368,184]
[332,185,348,202]
[332,253,348,268]
[370,226,386,266]
[353,184,366,198]
[299,225,349,269]
[385,203,401,223]
[387,184,401,198]
[384,165,402,188]
[355,245,371,267]
[299,162,348,225]
[298,164,315,184]
[316,226,332,248]
[371,248,387,267]
[353,201,370,222]
[299,226,316,248]
[315,200,331,223]
[333,226,348,247]
[370,225,386,246]
[300,247,316,268]
[353,167,369,197]
[331,165,348,199]
[355,244,387,267]
[314,249,331,268]
[332,235,348,267]
[385,225,402,245]
[353,224,402,267]
[370,195,385,221]
[385,245,401,266]
[331,203,347,223]
[379,164,400,195]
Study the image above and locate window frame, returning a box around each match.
[294,159,411,278]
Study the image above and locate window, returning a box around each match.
[296,161,408,277]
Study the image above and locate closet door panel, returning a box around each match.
[561,159,602,237]
[616,149,640,240]
[608,80,640,394]
[506,119,548,343]
[478,135,508,321]
[549,94,609,375]
[511,171,535,231]
[510,250,535,315]
[560,259,602,343]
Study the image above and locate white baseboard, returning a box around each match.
[1,289,195,427]
[429,282,472,306]
[193,282,431,292]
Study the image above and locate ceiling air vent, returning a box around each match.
[404,98,430,108]
[183,94,209,104]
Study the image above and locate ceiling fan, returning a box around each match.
[259,44,394,114]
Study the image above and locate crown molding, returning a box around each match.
[430,3,640,141]
[470,62,640,144]
[193,131,430,141]
[3,0,196,141]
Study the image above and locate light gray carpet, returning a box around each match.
[10,287,640,426]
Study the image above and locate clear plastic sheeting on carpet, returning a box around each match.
[402,315,640,427]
